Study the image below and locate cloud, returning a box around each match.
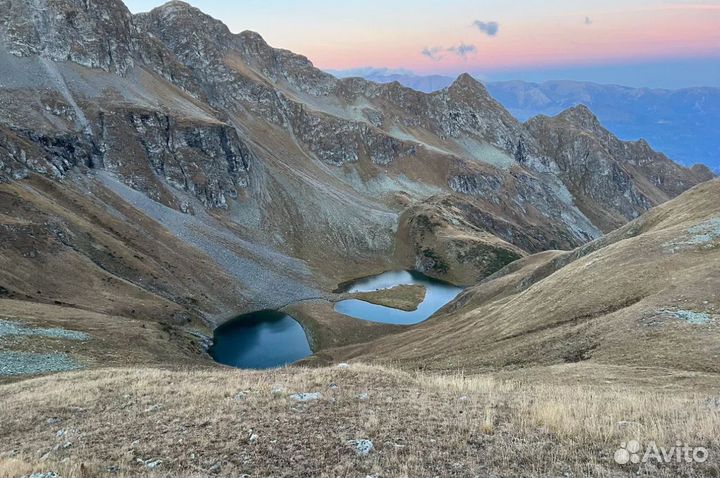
[421,43,477,61]
[421,46,444,61]
[584,16,593,25]
[448,43,477,59]
[472,20,499,37]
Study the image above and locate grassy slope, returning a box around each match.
[1,364,719,478]
[330,180,720,376]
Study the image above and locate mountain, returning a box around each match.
[0,0,711,344]
[489,80,720,172]
[328,70,720,172]
[0,0,711,323]
[329,67,456,94]
[2,180,718,478]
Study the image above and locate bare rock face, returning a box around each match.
[120,111,252,208]
[526,105,713,231]
[0,0,136,73]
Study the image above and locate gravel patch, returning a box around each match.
[664,217,720,252]
[97,172,326,310]
[0,320,89,340]
[0,352,83,376]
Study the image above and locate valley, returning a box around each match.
[0,0,718,476]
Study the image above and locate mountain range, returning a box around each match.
[0,1,719,476]
[331,69,720,172]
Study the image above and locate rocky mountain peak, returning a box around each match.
[448,73,489,95]
[137,0,234,55]
[690,164,716,181]
[555,104,602,131]
[0,0,136,73]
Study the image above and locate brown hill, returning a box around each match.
[331,179,720,378]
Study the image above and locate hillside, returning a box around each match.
[1,363,719,478]
[328,179,720,377]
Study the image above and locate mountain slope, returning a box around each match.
[0,0,712,326]
[332,179,720,374]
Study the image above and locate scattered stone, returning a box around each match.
[249,433,259,443]
[458,396,469,402]
[144,404,162,413]
[146,459,162,470]
[289,392,322,402]
[62,442,72,449]
[55,429,66,438]
[0,320,88,340]
[22,473,63,478]
[357,392,369,401]
[0,352,82,377]
[328,383,338,390]
[337,363,350,369]
[234,392,247,400]
[705,398,720,411]
[663,309,712,325]
[271,385,286,396]
[46,417,62,425]
[348,439,374,456]
[208,462,221,473]
[616,421,640,430]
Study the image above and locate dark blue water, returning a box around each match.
[334,270,462,325]
[209,310,311,369]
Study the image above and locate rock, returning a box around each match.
[234,392,247,401]
[271,385,286,396]
[289,392,322,402]
[458,396,469,402]
[137,458,162,469]
[208,462,221,474]
[337,363,350,369]
[22,473,63,478]
[357,392,369,401]
[46,417,62,425]
[616,421,640,430]
[348,439,374,456]
[249,433,259,443]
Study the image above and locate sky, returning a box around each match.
[123,0,720,88]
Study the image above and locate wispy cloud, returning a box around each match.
[421,46,444,61]
[472,20,499,37]
[421,43,478,61]
[448,43,478,59]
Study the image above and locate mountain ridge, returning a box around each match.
[0,0,712,325]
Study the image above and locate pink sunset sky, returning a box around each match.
[124,0,720,87]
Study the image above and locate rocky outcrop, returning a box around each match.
[526,105,713,231]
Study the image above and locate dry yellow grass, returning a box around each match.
[345,284,427,311]
[1,364,719,477]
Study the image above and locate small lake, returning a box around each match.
[210,271,463,370]
[209,310,311,369]
[334,270,463,325]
